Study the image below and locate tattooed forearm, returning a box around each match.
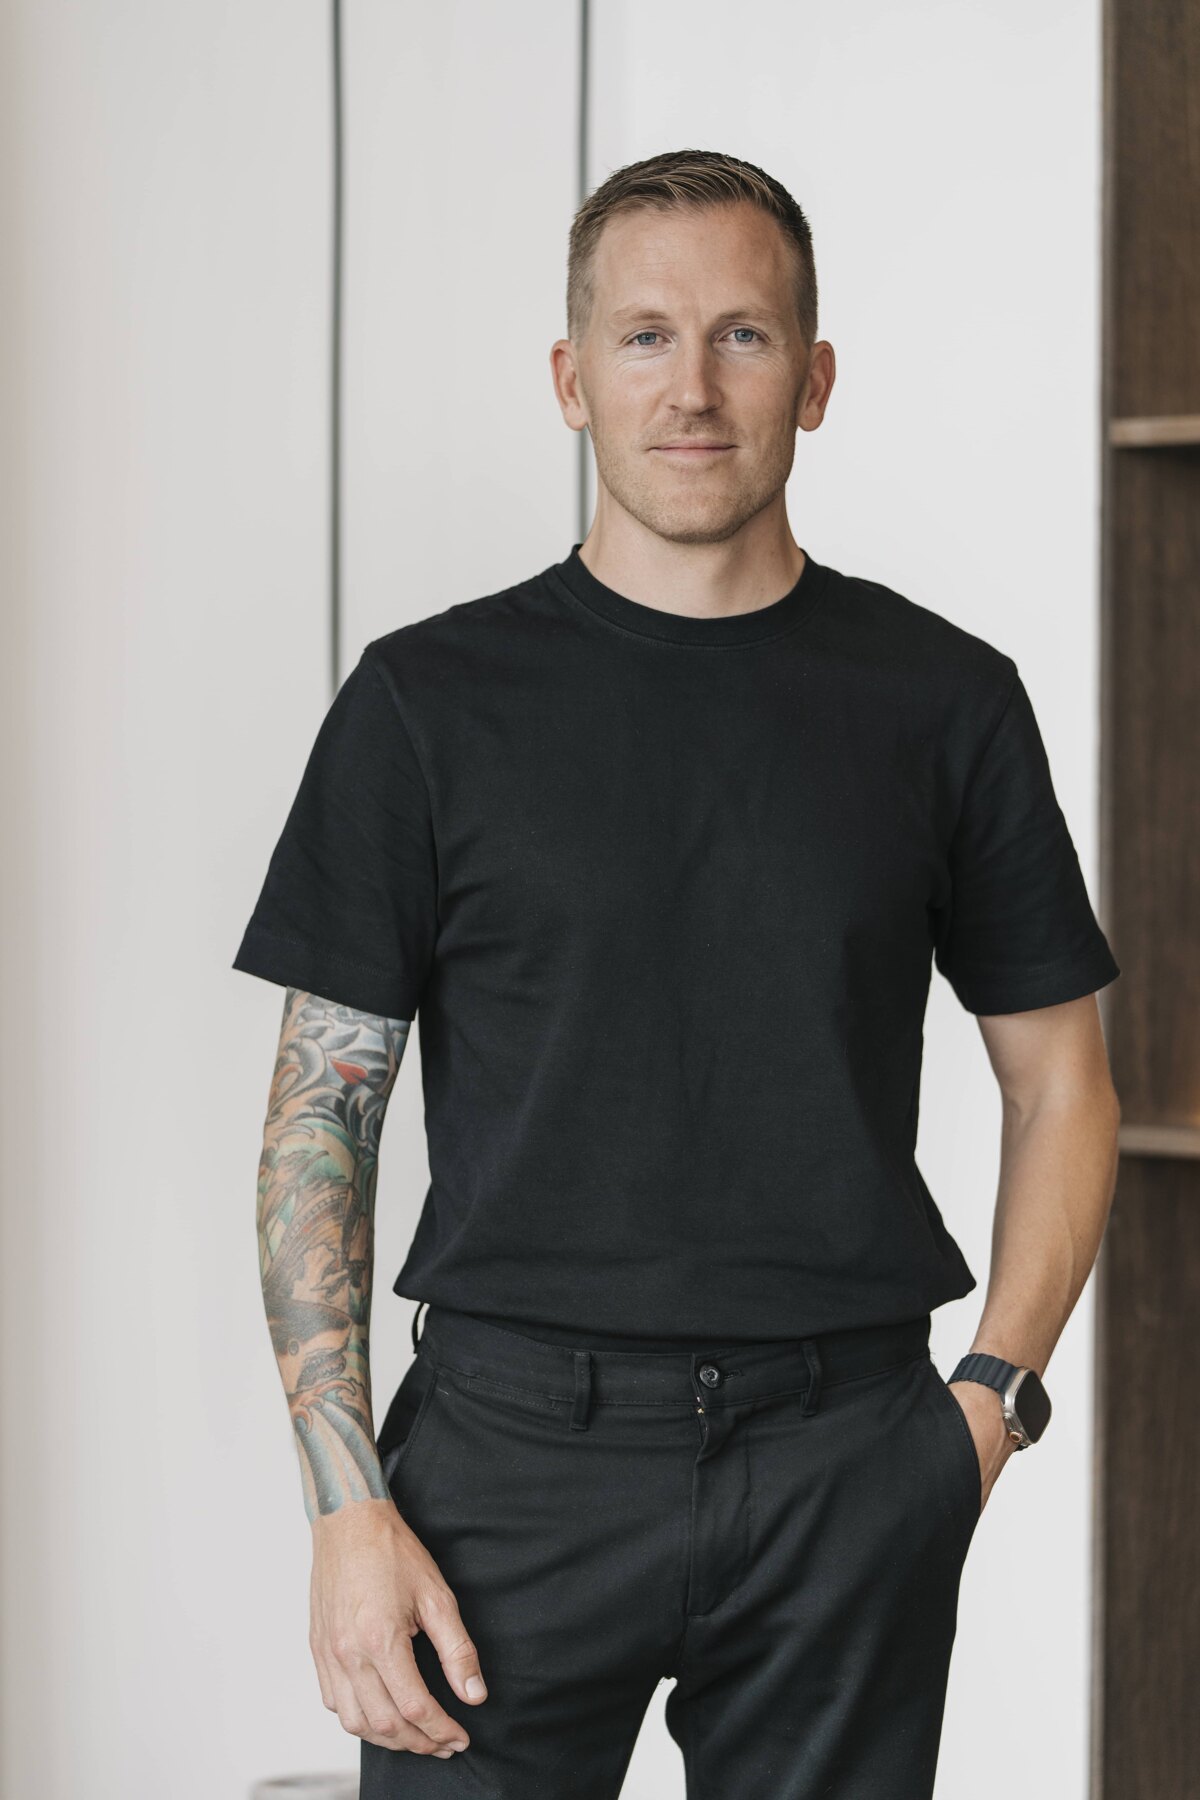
[256,986,412,1523]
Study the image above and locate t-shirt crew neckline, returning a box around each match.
[548,541,830,647]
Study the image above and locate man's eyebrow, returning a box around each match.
[608,304,786,326]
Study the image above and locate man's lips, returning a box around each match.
[651,443,735,457]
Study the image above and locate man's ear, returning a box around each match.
[550,338,590,431]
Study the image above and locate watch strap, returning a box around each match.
[949,1351,1021,1391]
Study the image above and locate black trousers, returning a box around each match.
[360,1303,982,1799]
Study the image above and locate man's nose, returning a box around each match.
[663,339,725,412]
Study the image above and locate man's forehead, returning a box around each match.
[596,221,793,327]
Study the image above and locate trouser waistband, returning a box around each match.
[408,1300,933,1423]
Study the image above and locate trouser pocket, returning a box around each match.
[376,1345,441,1487]
[924,1355,983,1525]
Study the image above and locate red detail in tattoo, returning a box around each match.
[330,1059,369,1084]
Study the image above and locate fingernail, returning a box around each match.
[466,1675,487,1699]
[449,1740,469,1752]
[433,1748,455,1758]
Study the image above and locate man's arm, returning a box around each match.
[256,988,486,1758]
[950,991,1122,1508]
[258,986,407,1516]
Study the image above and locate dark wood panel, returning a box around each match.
[1093,1158,1200,1798]
[1097,2,1200,1793]
[1102,449,1200,1122]
[1108,0,1200,415]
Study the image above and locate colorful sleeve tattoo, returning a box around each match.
[256,987,412,1522]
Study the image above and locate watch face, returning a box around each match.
[1009,1369,1051,1443]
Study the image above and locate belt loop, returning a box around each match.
[800,1336,823,1415]
[569,1348,593,1431]
[411,1300,427,1353]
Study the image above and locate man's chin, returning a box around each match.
[606,494,763,548]
[635,511,763,549]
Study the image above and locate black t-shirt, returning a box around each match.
[232,543,1119,1346]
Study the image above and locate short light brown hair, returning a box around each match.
[567,148,818,349]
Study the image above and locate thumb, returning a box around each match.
[419,1587,488,1704]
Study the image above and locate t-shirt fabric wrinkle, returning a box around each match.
[232,543,1120,1347]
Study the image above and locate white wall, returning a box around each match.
[0,3,574,1796]
[0,2,1102,1796]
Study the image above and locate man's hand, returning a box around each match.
[252,989,489,1754]
[310,1501,486,1756]
[950,1379,1019,1514]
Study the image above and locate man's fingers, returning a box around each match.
[347,1654,467,1756]
[313,1631,464,1757]
[370,1629,472,1755]
[326,1659,375,1743]
[311,1643,338,1715]
[418,1585,489,1705]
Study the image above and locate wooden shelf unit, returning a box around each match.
[1092,2,1200,1795]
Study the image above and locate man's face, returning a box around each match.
[571,203,815,546]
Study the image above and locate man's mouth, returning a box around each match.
[651,443,735,458]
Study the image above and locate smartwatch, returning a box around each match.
[948,1351,1051,1450]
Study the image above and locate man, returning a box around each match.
[233,148,1121,1798]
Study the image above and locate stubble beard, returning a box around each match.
[588,426,799,548]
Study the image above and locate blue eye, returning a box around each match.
[626,326,761,347]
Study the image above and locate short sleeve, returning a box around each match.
[231,646,438,1018]
[931,670,1120,1015]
